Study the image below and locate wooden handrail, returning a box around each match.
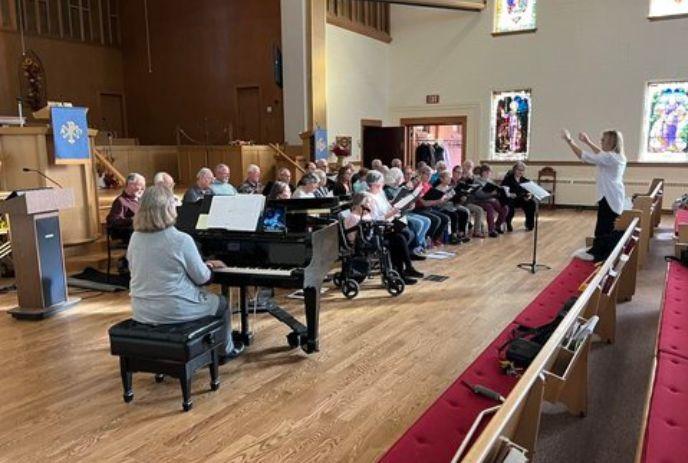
[268,143,307,174]
[93,148,126,186]
[648,179,663,199]
[462,217,640,462]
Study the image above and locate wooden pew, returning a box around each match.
[634,245,688,463]
[460,217,640,462]
[632,178,664,268]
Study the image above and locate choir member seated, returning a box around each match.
[313,170,331,197]
[316,159,337,190]
[332,166,353,196]
[238,164,263,194]
[127,185,243,363]
[267,181,292,200]
[183,168,214,204]
[473,164,509,238]
[210,163,237,196]
[451,165,486,238]
[106,172,145,242]
[153,171,180,205]
[292,173,320,198]
[501,161,536,232]
[106,172,145,273]
[263,167,295,196]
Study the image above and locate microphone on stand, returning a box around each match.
[22,167,64,189]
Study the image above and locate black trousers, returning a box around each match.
[386,232,413,273]
[415,209,448,240]
[594,197,618,238]
[507,197,536,229]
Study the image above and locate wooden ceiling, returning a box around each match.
[361,0,485,11]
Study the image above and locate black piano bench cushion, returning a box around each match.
[109,316,227,362]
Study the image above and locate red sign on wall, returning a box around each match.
[426,94,440,104]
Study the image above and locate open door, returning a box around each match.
[362,126,405,168]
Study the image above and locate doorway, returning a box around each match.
[400,116,467,169]
[361,119,405,168]
[236,86,262,142]
[99,93,127,139]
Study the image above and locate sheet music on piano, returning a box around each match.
[206,194,265,231]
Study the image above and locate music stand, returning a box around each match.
[517,182,552,274]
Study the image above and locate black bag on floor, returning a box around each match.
[500,296,578,368]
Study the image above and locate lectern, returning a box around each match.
[0,188,79,319]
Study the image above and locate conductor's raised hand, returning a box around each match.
[578,132,591,144]
[561,129,572,142]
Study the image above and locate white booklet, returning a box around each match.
[393,185,423,210]
[206,194,265,231]
[520,181,551,201]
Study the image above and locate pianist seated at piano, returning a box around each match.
[107,172,145,239]
[210,163,238,196]
[344,192,423,285]
[292,173,320,199]
[127,185,243,362]
[183,167,215,204]
[262,167,295,196]
[267,181,292,200]
[238,164,263,194]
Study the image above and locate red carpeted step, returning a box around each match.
[515,258,596,328]
[641,351,688,463]
[379,323,521,463]
[675,209,688,236]
[657,262,688,361]
[380,258,596,462]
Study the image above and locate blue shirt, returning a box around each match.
[210,180,237,196]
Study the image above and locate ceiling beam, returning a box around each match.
[359,0,485,12]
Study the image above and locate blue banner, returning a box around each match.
[314,128,328,161]
[51,106,90,163]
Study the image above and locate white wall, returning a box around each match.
[388,0,688,162]
[281,0,309,146]
[326,24,390,161]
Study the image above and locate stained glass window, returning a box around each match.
[490,90,532,161]
[642,81,688,163]
[649,0,688,19]
[493,0,537,35]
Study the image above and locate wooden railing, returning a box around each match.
[461,216,641,462]
[632,178,664,268]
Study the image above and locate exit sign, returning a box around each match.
[426,94,440,104]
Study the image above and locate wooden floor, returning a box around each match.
[1,210,598,462]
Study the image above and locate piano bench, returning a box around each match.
[108,316,227,412]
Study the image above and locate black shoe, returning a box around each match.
[525,226,534,231]
[404,268,424,279]
[461,236,471,243]
[219,342,245,365]
[489,231,499,238]
[449,234,460,245]
[410,253,426,261]
[496,228,504,234]
[402,276,418,285]
[506,223,513,232]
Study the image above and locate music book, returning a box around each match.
[423,187,455,201]
[206,194,265,231]
[393,185,423,210]
[520,181,551,201]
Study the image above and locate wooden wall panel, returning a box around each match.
[120,0,285,146]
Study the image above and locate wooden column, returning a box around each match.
[308,0,327,131]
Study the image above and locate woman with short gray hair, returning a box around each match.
[292,173,320,198]
[127,185,243,362]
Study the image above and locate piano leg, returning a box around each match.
[239,286,252,346]
[303,286,320,353]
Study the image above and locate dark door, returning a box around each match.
[362,126,405,168]
[99,93,126,138]
[236,86,262,143]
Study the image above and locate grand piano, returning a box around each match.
[177,196,340,354]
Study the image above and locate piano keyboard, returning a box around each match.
[214,266,296,277]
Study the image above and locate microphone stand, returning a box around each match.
[22,168,64,189]
[517,198,551,274]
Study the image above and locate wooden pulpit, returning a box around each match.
[0,188,79,319]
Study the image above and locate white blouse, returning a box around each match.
[581,151,627,215]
